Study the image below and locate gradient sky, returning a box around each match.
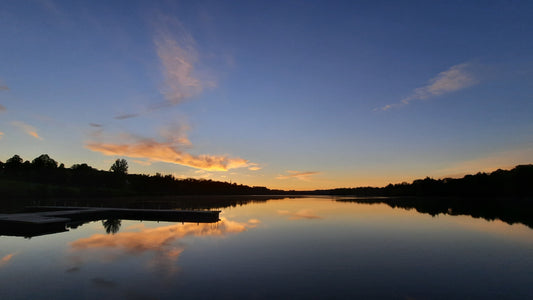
[1,0,532,190]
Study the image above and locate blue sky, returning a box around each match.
[1,0,532,189]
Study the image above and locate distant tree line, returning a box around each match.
[1,154,531,199]
[0,154,281,199]
[313,165,533,197]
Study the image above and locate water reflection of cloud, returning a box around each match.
[71,218,249,252]
[69,218,257,275]
[123,223,147,231]
[277,209,323,220]
[248,219,261,226]
[0,253,16,267]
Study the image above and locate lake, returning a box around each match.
[1,196,533,299]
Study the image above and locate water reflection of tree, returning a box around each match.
[102,219,122,234]
[338,197,533,229]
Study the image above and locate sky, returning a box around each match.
[1,0,532,190]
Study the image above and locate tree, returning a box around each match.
[110,158,128,174]
[71,163,94,171]
[5,154,23,169]
[31,154,58,169]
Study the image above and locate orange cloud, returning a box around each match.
[87,138,251,171]
[87,123,255,171]
[276,170,319,180]
[0,132,3,139]
[11,121,43,140]
[248,164,262,171]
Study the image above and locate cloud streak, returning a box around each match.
[87,139,251,171]
[86,126,256,171]
[155,29,204,106]
[11,121,43,140]
[276,170,319,181]
[114,113,139,120]
[378,63,478,111]
[110,18,213,121]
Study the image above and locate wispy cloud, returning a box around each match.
[276,170,319,180]
[0,132,4,140]
[89,123,103,128]
[86,125,255,171]
[378,63,478,111]
[111,17,213,120]
[0,104,5,112]
[114,113,139,120]
[248,165,262,171]
[154,25,204,107]
[11,121,43,140]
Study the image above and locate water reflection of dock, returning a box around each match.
[0,206,220,238]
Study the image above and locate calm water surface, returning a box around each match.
[1,197,533,299]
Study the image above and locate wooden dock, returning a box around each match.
[0,206,220,237]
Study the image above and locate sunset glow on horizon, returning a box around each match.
[1,1,532,190]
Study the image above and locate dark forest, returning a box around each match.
[1,154,532,199]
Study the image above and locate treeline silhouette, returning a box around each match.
[313,164,533,197]
[0,154,283,199]
[1,154,531,200]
